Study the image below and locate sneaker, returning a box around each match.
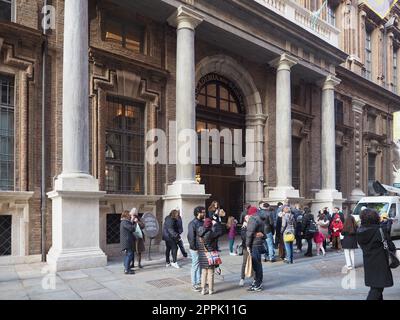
[138,264,143,269]
[183,252,188,258]
[124,270,135,275]
[209,290,214,295]
[263,258,268,262]
[230,252,238,256]
[269,258,276,263]
[347,266,353,270]
[239,279,244,287]
[166,263,171,268]
[247,284,263,292]
[201,288,207,295]
[171,262,181,269]
[192,285,201,292]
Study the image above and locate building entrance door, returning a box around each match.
[195,73,246,220]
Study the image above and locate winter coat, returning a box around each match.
[330,216,344,237]
[162,216,180,242]
[187,218,204,251]
[133,219,146,253]
[341,220,358,249]
[317,218,330,238]
[120,219,137,251]
[357,224,394,288]
[246,215,267,251]
[176,216,184,234]
[302,213,315,239]
[313,232,325,244]
[198,225,223,269]
[258,209,274,235]
[228,221,237,240]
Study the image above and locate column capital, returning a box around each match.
[270,53,298,71]
[167,6,204,30]
[246,113,268,126]
[318,74,341,90]
[352,98,365,113]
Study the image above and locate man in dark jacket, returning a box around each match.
[293,204,304,253]
[274,202,283,249]
[301,208,315,257]
[120,211,137,274]
[357,208,395,300]
[246,210,267,292]
[187,206,206,292]
[258,202,275,263]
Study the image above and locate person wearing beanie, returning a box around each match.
[247,206,258,216]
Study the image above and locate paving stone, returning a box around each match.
[29,289,81,300]
[58,270,89,281]
[79,288,121,300]
[66,278,104,293]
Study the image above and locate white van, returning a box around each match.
[353,196,400,238]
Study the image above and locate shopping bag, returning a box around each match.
[245,254,253,278]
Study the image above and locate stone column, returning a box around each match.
[268,54,300,203]
[350,98,366,207]
[47,0,107,271]
[312,75,344,214]
[163,6,209,244]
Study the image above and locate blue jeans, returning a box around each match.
[123,249,134,271]
[190,249,201,286]
[284,241,293,263]
[264,232,275,260]
[251,246,265,287]
[229,239,235,253]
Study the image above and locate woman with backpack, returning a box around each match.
[302,207,316,257]
[227,216,238,256]
[342,213,358,270]
[198,218,224,295]
[281,206,295,264]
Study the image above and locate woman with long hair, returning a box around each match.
[357,209,395,300]
[162,209,181,268]
[208,201,220,219]
[342,213,358,271]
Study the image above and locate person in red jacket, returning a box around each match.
[330,214,344,252]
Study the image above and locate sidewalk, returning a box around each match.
[0,239,399,300]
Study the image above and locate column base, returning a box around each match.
[311,189,345,217]
[47,247,107,272]
[163,182,210,244]
[267,187,301,204]
[46,175,107,272]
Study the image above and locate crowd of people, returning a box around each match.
[119,201,398,300]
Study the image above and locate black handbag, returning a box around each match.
[379,228,400,269]
[236,244,243,256]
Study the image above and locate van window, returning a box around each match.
[389,204,396,218]
[353,202,389,216]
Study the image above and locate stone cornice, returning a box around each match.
[352,98,366,113]
[0,21,43,45]
[336,65,400,109]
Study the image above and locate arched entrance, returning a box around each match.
[195,73,246,220]
[195,55,266,212]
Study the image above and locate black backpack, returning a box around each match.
[307,219,318,235]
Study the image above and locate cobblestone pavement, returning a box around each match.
[0,239,399,300]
